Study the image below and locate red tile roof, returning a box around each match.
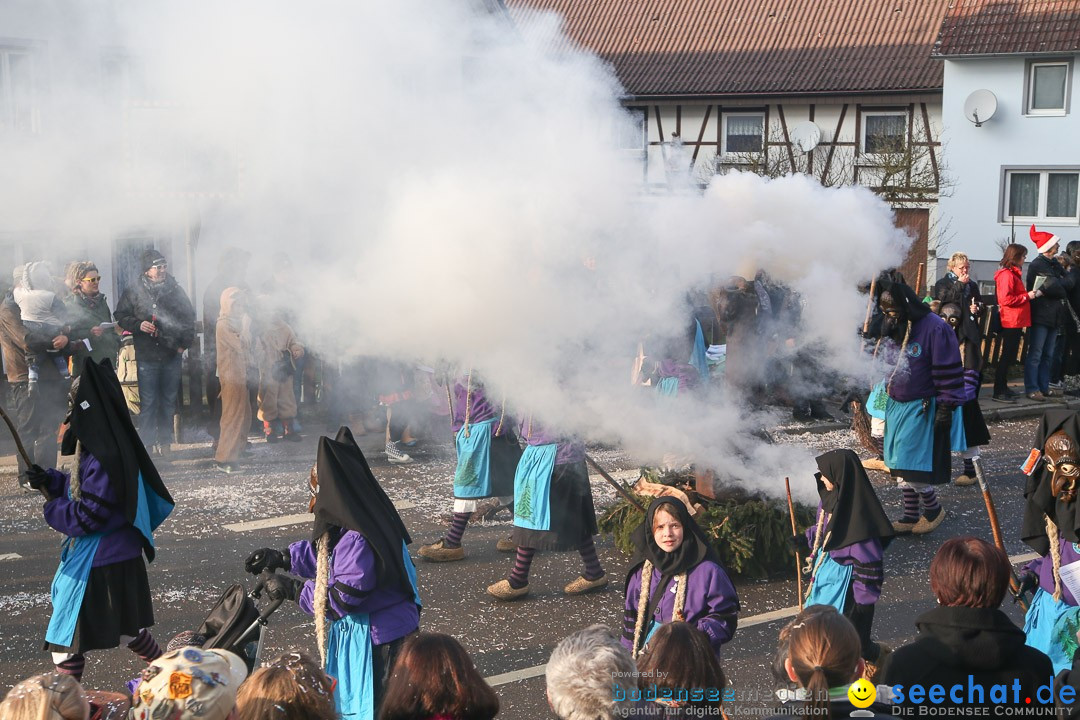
[933,0,1080,57]
[504,0,952,97]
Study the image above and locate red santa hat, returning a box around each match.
[1030,224,1060,254]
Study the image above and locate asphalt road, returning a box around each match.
[0,414,1047,718]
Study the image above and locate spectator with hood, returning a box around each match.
[214,288,253,473]
[115,249,196,457]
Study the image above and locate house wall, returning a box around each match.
[940,55,1080,267]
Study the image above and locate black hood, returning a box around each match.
[1022,410,1080,554]
[814,449,895,551]
[911,606,1030,672]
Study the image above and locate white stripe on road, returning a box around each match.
[224,501,417,533]
[0,553,21,561]
[484,548,1043,686]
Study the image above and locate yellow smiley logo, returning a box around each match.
[848,678,876,708]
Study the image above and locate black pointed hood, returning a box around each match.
[1022,410,1080,554]
[814,449,894,551]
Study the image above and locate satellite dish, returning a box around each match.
[790,122,821,153]
[963,89,998,127]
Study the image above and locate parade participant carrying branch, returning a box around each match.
[27,358,174,682]
[487,417,607,600]
[791,449,894,675]
[1019,410,1080,673]
[244,427,420,720]
[874,279,965,535]
[621,497,739,660]
[418,372,521,562]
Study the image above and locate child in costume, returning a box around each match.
[791,449,894,673]
[1019,410,1080,673]
[245,427,421,720]
[418,371,521,561]
[26,358,174,681]
[621,497,739,659]
[487,416,607,600]
[936,301,991,486]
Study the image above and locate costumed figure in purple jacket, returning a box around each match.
[25,358,174,682]
[936,301,992,487]
[486,416,607,600]
[791,449,894,672]
[417,371,521,562]
[621,497,738,660]
[874,279,966,535]
[244,427,420,720]
[1018,410,1080,673]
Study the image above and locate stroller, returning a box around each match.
[194,573,286,673]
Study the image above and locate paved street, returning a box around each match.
[0,410,1054,718]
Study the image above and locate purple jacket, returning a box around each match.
[658,360,699,393]
[450,379,511,437]
[518,417,584,465]
[805,523,884,605]
[622,559,738,656]
[42,454,144,567]
[1026,539,1080,606]
[289,529,419,646]
[883,313,966,406]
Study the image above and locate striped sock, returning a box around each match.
[509,547,535,589]
[918,487,941,514]
[872,436,884,456]
[578,538,604,581]
[963,458,976,477]
[55,655,85,682]
[900,488,920,522]
[444,512,470,548]
[127,629,162,663]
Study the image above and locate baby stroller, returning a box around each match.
[194,573,285,673]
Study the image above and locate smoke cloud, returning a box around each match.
[2,1,911,498]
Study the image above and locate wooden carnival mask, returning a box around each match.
[1045,431,1080,503]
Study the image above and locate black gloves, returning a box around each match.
[245,548,290,575]
[1017,571,1039,600]
[788,534,810,555]
[934,402,956,428]
[25,464,55,500]
[262,572,304,603]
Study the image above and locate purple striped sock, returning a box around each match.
[509,547,535,589]
[578,538,604,580]
[900,488,920,522]
[127,628,162,663]
[55,655,85,681]
[444,512,470,548]
[918,487,941,513]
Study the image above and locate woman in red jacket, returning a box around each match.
[993,243,1039,401]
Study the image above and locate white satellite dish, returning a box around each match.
[963,89,998,127]
[789,121,821,153]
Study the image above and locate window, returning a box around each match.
[861,111,906,154]
[1027,60,1071,115]
[721,113,763,154]
[1003,169,1080,223]
[0,47,37,132]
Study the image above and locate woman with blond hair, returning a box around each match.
[64,262,120,378]
[0,672,88,720]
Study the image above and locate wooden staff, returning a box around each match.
[862,277,877,335]
[785,476,804,609]
[973,457,1028,611]
[584,453,645,512]
[915,262,925,298]
[0,403,33,470]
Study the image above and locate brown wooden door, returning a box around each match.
[894,208,929,296]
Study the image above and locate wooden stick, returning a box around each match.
[0,403,33,470]
[973,458,1028,611]
[862,277,878,335]
[915,262,925,298]
[584,454,645,512]
[785,477,804,609]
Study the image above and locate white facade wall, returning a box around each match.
[940,55,1080,268]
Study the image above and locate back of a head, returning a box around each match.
[0,672,88,720]
[134,647,248,720]
[930,536,1010,608]
[235,653,335,720]
[379,633,498,720]
[786,606,862,719]
[637,622,725,709]
[547,625,636,720]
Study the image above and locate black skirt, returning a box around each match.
[487,432,522,499]
[45,557,155,654]
[961,398,991,448]
[512,460,599,551]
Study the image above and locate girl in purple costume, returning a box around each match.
[622,497,739,659]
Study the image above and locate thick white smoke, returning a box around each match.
[2,1,910,497]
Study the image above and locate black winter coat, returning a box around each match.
[883,606,1054,715]
[115,275,196,364]
[1027,254,1070,328]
